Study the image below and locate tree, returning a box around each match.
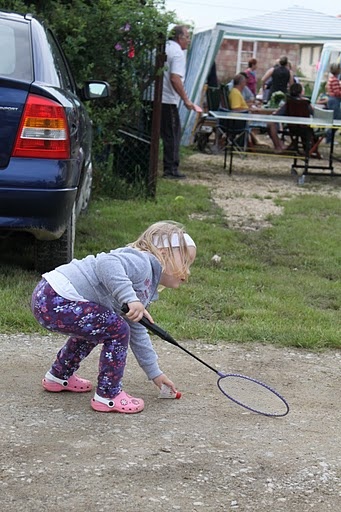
[1,0,176,194]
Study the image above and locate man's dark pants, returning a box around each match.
[161,103,181,176]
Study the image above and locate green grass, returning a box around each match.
[0,170,340,350]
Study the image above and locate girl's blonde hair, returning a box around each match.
[129,221,195,278]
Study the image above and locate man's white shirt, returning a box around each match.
[162,40,186,105]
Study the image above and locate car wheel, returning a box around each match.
[34,204,76,273]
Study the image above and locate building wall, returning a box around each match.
[215,39,321,91]
[299,45,322,78]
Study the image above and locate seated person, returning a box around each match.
[228,74,262,146]
[227,72,255,107]
[268,83,312,152]
[228,73,249,111]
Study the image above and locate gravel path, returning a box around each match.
[185,152,341,231]
[1,158,340,511]
[0,331,340,511]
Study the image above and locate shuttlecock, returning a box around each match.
[159,384,182,399]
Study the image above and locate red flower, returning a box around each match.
[128,41,135,59]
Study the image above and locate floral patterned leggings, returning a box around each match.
[31,279,129,398]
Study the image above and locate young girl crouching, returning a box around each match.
[31,221,196,414]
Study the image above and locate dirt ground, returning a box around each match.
[1,158,340,511]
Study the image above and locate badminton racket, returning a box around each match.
[121,305,289,417]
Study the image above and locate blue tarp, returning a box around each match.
[179,26,225,146]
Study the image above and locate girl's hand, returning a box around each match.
[153,373,176,393]
[125,301,154,323]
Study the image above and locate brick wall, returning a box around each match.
[215,39,301,90]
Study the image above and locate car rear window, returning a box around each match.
[0,18,32,81]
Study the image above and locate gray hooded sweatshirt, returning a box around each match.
[55,247,163,380]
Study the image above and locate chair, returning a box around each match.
[282,96,332,179]
[313,106,334,122]
[194,85,250,168]
[219,83,230,109]
[206,86,222,111]
[285,97,324,159]
[219,85,251,173]
[311,107,335,154]
[193,86,225,153]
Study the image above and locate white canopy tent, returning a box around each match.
[311,42,341,104]
[180,7,341,145]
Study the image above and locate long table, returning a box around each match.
[209,110,341,179]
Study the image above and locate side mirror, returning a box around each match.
[80,81,111,100]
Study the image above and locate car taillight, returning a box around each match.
[12,94,70,159]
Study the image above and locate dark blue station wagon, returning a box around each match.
[0,11,109,271]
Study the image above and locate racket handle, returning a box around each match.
[121,303,179,346]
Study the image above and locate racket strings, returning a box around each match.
[218,374,289,417]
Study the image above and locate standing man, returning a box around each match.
[161,25,199,179]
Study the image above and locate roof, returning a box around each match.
[230,6,341,37]
[218,6,341,41]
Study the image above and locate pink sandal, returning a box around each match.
[91,391,144,414]
[42,371,92,393]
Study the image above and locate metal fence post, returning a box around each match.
[148,37,166,198]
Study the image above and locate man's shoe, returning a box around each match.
[162,171,186,179]
[173,171,186,179]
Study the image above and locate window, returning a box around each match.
[0,19,32,81]
[46,30,75,93]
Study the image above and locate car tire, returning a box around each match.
[34,204,76,273]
